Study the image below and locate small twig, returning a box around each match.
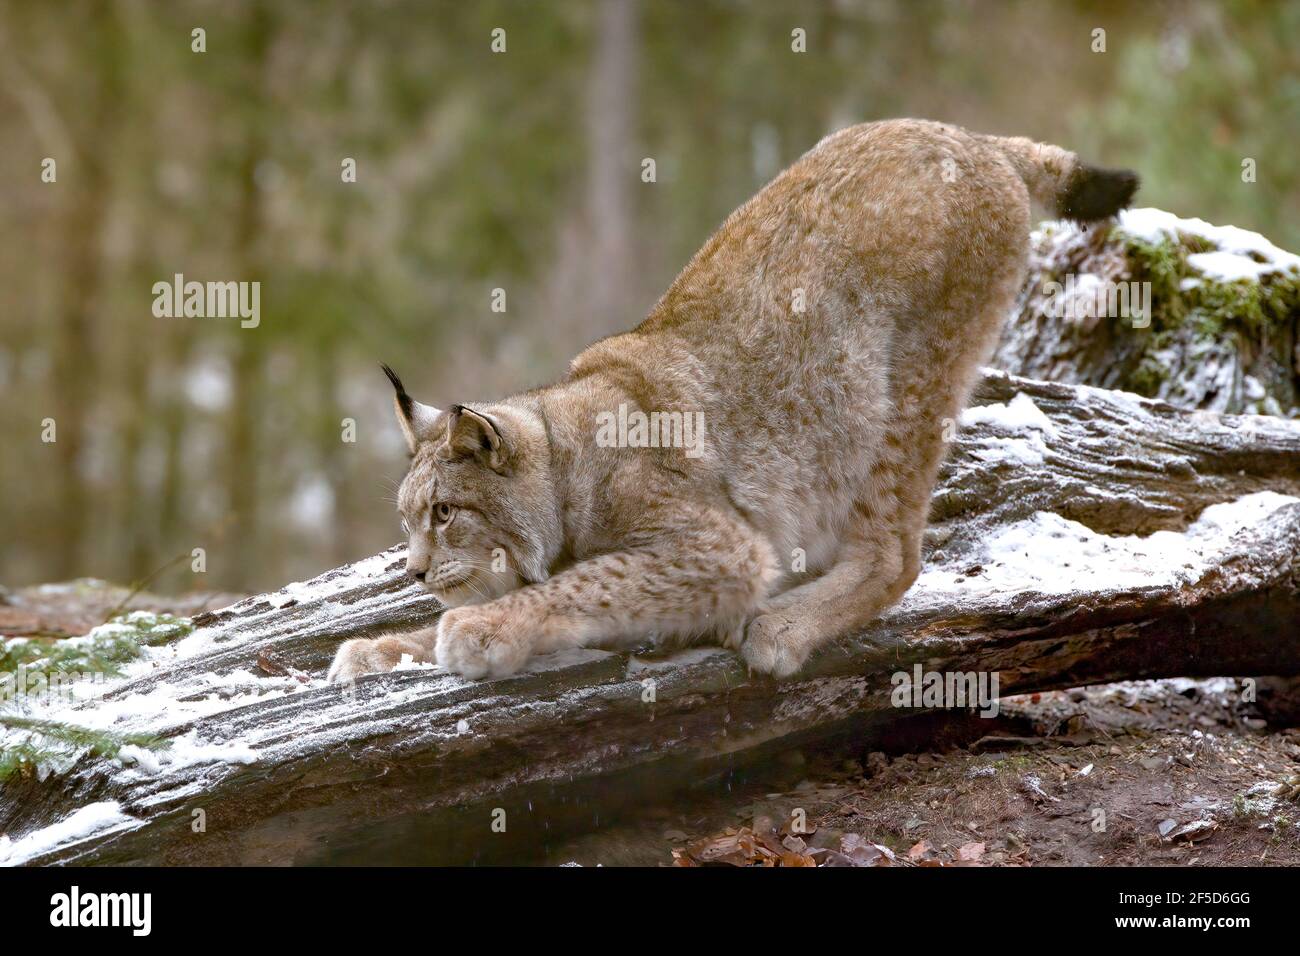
[256,651,313,684]
[101,551,193,624]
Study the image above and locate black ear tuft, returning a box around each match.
[381,362,414,420]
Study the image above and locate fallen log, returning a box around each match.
[2,369,1299,865]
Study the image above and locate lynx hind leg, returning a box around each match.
[741,505,925,678]
[742,381,952,677]
[743,217,1032,678]
[327,628,438,683]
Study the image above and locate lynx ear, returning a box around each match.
[381,363,442,454]
[439,404,508,471]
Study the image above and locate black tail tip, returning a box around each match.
[1059,164,1140,222]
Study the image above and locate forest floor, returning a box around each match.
[547,677,1300,867]
[0,581,242,640]
[5,582,1299,867]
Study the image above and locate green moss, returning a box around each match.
[0,611,193,679]
[1118,232,1189,334]
[1118,229,1300,337]
[0,612,191,781]
[991,753,1036,773]
[1128,354,1171,395]
[1111,227,1300,404]
[1231,792,1250,820]
[0,717,165,782]
[0,739,48,781]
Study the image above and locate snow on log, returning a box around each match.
[2,370,1299,865]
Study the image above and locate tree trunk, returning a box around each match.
[537,0,641,369]
[49,3,124,579]
[585,0,639,334]
[156,330,194,592]
[222,2,273,591]
[3,369,1298,865]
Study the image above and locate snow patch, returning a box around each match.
[279,551,401,602]
[915,491,1299,601]
[1117,207,1300,282]
[392,654,439,673]
[0,801,136,866]
[967,434,1048,467]
[117,731,259,776]
[1187,251,1276,283]
[960,392,1058,466]
[961,392,1059,438]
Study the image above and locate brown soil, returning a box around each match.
[547,678,1300,867]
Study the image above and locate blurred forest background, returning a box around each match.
[1,0,1296,595]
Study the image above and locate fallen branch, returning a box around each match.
[2,369,1298,865]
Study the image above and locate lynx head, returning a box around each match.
[382,364,559,607]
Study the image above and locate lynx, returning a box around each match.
[329,119,1137,683]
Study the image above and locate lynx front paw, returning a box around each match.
[327,633,433,683]
[741,612,810,678]
[435,604,532,679]
[328,638,387,683]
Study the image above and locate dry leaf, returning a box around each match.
[907,839,936,862]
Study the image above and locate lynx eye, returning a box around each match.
[434,502,455,524]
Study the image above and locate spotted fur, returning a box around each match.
[328,119,1136,682]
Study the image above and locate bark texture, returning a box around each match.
[992,214,1300,415]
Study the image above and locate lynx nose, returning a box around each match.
[407,567,427,583]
